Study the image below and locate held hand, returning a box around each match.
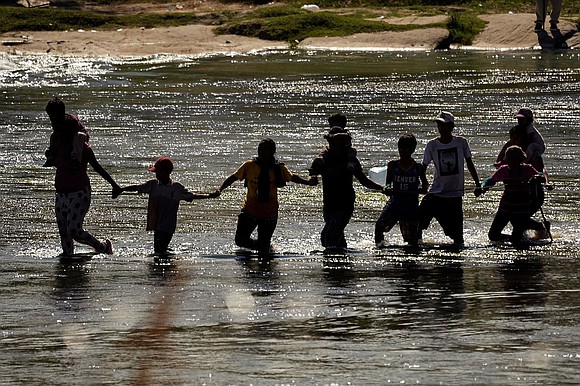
[381,187,393,196]
[112,186,122,199]
[209,189,221,198]
[308,176,319,186]
[474,187,485,197]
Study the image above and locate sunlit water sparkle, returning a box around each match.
[0,50,579,385]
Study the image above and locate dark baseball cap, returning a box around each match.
[148,157,173,173]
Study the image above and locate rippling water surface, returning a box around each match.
[1,50,579,384]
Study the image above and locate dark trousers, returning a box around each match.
[488,210,545,242]
[321,205,353,249]
[419,194,464,244]
[235,211,278,254]
[154,231,174,254]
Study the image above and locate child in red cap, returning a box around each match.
[114,157,219,254]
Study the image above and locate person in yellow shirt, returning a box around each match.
[217,138,317,255]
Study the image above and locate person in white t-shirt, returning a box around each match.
[418,111,483,246]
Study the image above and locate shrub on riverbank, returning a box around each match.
[216,7,445,41]
[447,12,487,44]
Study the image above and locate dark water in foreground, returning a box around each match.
[0,50,579,384]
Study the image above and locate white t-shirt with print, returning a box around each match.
[423,136,472,198]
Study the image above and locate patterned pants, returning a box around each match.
[55,187,106,255]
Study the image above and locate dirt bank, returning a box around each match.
[1,5,578,57]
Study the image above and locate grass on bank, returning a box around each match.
[0,6,234,33]
[88,0,580,14]
[447,12,487,44]
[216,7,446,42]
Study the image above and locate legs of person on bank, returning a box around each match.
[321,207,352,253]
[235,211,277,256]
[535,0,562,32]
[55,189,112,256]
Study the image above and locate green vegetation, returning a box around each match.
[0,6,233,33]
[216,7,445,41]
[447,11,487,44]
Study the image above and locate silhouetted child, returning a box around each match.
[44,97,89,167]
[217,138,317,255]
[483,146,549,244]
[327,112,357,171]
[114,157,218,254]
[375,133,428,247]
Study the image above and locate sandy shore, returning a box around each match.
[1,11,579,57]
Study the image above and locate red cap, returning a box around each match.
[148,157,173,173]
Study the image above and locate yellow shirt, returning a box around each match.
[234,160,293,217]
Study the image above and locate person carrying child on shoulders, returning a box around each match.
[482,146,549,244]
[113,157,219,255]
[375,133,428,248]
[216,138,317,256]
[44,97,89,168]
[309,119,386,252]
[48,103,120,256]
[496,108,546,173]
[327,113,357,171]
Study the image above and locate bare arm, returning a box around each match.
[290,174,318,186]
[87,148,120,192]
[112,184,143,199]
[385,161,395,186]
[466,157,481,187]
[354,168,384,191]
[218,174,238,192]
[466,157,483,196]
[418,165,429,194]
[495,140,512,166]
[187,191,220,201]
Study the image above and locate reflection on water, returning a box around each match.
[0,50,579,384]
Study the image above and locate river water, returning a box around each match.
[1,50,579,385]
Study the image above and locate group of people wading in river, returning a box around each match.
[44,97,551,256]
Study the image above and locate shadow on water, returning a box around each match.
[498,258,546,309]
[322,256,356,287]
[53,259,91,311]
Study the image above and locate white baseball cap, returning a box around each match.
[434,111,455,124]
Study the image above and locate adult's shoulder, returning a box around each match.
[171,180,189,190]
[239,159,255,168]
[234,159,256,175]
[452,135,472,147]
[425,137,440,146]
